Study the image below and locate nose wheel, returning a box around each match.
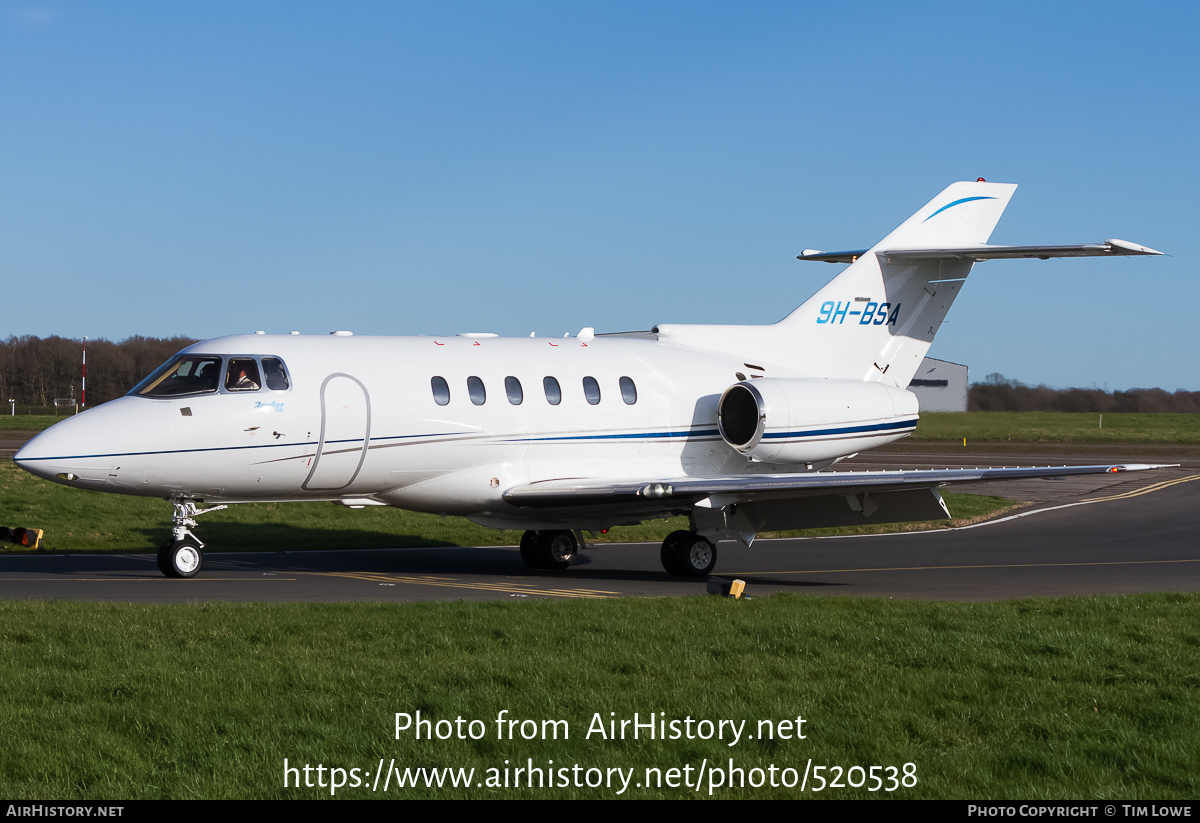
[158,536,204,578]
[157,498,226,579]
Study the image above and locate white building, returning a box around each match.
[907,357,967,412]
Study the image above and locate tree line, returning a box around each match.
[0,335,197,412]
[969,374,1200,413]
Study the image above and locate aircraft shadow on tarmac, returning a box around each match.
[29,522,849,591]
[159,531,853,591]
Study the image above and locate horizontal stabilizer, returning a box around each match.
[799,239,1163,264]
[877,239,1163,262]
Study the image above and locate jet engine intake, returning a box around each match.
[717,378,919,464]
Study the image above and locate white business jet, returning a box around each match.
[15,181,1164,579]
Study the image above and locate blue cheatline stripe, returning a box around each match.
[15,439,316,462]
[516,419,915,444]
[922,196,996,223]
[14,431,475,462]
[17,418,916,463]
[762,418,917,440]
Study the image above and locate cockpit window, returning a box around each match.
[132,356,223,397]
[226,359,262,392]
[262,358,289,390]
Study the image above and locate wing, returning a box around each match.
[503,463,1170,508]
[502,463,1174,538]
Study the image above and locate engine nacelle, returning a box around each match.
[717,378,919,464]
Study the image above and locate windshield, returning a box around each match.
[131,355,223,397]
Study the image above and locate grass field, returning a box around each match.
[914,412,1200,443]
[0,414,68,432]
[0,594,1195,799]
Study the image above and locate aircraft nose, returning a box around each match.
[14,409,117,488]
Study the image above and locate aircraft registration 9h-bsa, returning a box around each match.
[15,180,1166,579]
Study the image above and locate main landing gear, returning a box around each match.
[659,529,717,577]
[157,499,226,579]
[519,529,578,570]
[517,527,718,577]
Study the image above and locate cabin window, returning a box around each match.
[505,376,523,405]
[263,358,290,390]
[620,376,637,404]
[132,355,222,397]
[583,376,601,405]
[431,376,450,406]
[468,376,486,405]
[543,376,561,405]
[225,358,262,392]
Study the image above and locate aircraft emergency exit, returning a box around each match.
[14,181,1166,579]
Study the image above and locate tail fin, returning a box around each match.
[654,181,1016,387]
[781,180,1017,386]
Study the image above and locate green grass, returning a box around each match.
[914,412,1200,443]
[0,415,61,432]
[0,460,1010,554]
[0,594,1195,799]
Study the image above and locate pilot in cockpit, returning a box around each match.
[226,359,261,391]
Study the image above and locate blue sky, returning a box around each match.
[2,1,1196,390]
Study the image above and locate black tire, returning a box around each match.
[661,530,716,577]
[519,531,543,569]
[156,541,174,576]
[659,529,691,576]
[163,537,204,579]
[679,534,717,576]
[540,530,576,571]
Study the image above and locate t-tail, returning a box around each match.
[654,180,1159,388]
[782,180,1015,387]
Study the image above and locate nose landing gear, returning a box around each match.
[157,499,226,579]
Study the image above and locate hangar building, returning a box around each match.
[907,357,968,412]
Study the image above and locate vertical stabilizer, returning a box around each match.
[780,181,1016,386]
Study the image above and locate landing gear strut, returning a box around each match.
[519,529,577,570]
[157,499,226,579]
[660,529,717,577]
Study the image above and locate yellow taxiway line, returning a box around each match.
[305,570,617,598]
